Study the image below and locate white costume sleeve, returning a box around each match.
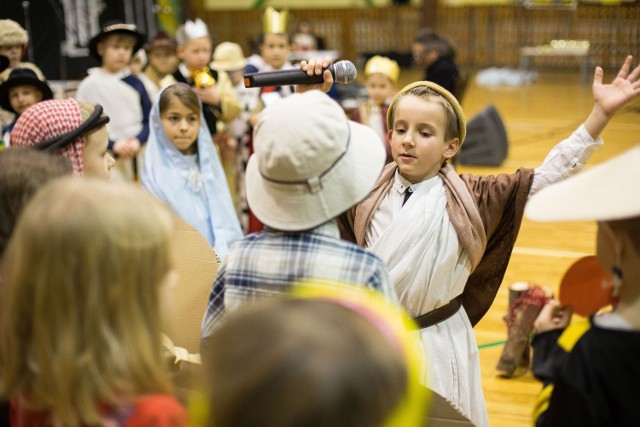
[530,124,603,197]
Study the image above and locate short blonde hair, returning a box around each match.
[0,178,174,426]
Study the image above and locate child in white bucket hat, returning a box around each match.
[200,89,398,347]
[527,146,640,425]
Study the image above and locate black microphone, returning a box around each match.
[244,60,357,88]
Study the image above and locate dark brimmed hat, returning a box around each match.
[0,67,53,113]
[144,31,177,52]
[88,21,145,59]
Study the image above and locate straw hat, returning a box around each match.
[88,21,145,59]
[526,146,640,222]
[245,90,386,231]
[0,68,53,113]
[211,42,247,72]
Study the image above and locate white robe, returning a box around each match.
[367,172,488,427]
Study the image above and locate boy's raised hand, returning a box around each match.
[584,55,640,139]
[592,55,640,118]
[297,57,334,93]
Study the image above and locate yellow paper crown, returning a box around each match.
[365,55,400,83]
[263,6,289,34]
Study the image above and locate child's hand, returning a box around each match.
[592,55,640,118]
[194,85,221,107]
[534,300,573,334]
[298,57,334,93]
[127,138,141,155]
[113,138,136,159]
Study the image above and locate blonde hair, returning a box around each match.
[0,178,174,426]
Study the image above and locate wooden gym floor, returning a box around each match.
[398,66,640,426]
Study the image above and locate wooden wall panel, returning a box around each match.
[190,2,639,73]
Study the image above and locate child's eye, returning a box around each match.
[420,131,432,138]
[394,128,406,134]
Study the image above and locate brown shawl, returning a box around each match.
[339,162,534,326]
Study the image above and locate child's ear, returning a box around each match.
[443,138,461,160]
[176,45,185,60]
[96,41,105,57]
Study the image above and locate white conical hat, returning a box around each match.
[526,146,640,222]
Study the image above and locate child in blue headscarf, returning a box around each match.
[142,83,242,258]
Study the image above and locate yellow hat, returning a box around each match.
[387,81,466,144]
[263,6,289,34]
[365,55,400,83]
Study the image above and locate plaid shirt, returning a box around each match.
[201,221,397,346]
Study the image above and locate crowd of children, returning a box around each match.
[0,9,639,427]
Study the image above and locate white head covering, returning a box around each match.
[245,90,386,231]
[142,84,242,258]
[526,146,640,222]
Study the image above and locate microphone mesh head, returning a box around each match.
[333,60,357,84]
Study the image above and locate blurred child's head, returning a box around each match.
[0,67,53,115]
[0,149,72,259]
[364,56,399,107]
[412,29,455,69]
[526,146,640,304]
[145,31,178,76]
[260,7,291,70]
[0,177,174,426]
[159,84,201,155]
[88,22,145,73]
[10,99,115,178]
[246,90,386,231]
[0,20,28,68]
[203,283,428,427]
[387,81,465,183]
[176,19,212,71]
[211,42,247,86]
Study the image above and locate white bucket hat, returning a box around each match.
[246,90,386,231]
[526,146,640,222]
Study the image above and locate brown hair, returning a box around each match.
[0,149,72,259]
[0,178,174,426]
[159,84,201,116]
[204,298,407,427]
[388,85,460,141]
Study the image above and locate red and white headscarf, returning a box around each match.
[11,98,86,175]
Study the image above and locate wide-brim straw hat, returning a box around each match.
[526,146,640,222]
[88,21,145,60]
[246,90,386,231]
[0,67,53,113]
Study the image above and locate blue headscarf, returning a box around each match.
[142,84,242,258]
